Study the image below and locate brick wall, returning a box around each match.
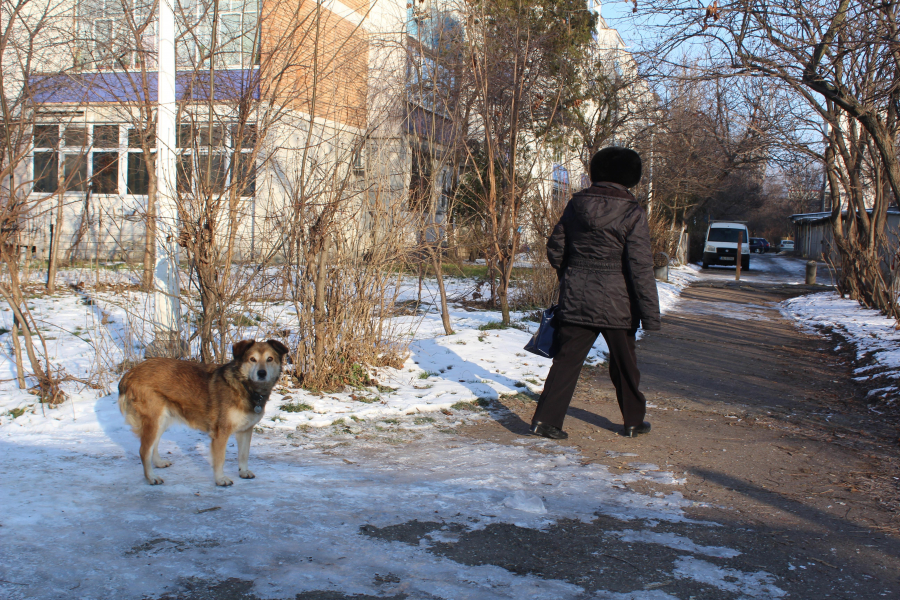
[261,0,369,130]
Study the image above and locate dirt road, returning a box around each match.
[463,254,900,598]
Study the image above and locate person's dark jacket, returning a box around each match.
[547,182,661,331]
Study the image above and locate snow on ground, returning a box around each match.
[0,264,788,599]
[782,292,900,404]
[655,265,699,319]
[0,265,697,430]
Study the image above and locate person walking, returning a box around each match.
[531,147,660,440]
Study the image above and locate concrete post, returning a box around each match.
[806,260,817,285]
[653,265,668,282]
[147,0,183,358]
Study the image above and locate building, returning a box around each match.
[789,209,900,262]
[14,0,408,263]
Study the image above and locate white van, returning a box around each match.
[702,221,750,270]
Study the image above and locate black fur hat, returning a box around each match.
[590,147,642,188]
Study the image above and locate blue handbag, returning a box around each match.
[524,305,558,358]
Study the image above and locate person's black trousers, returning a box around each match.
[531,323,647,430]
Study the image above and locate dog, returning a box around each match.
[118,339,289,486]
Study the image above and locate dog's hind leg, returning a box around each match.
[236,429,254,479]
[139,418,165,485]
[151,412,173,469]
[210,432,233,486]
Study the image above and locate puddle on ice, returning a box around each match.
[502,490,548,514]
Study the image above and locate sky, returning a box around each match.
[596,0,660,51]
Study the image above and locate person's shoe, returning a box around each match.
[530,421,568,440]
[623,421,651,438]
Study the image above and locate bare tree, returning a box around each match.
[0,0,74,400]
[457,0,597,324]
[637,0,900,313]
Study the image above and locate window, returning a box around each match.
[128,128,154,148]
[94,125,119,147]
[126,128,153,195]
[231,124,256,149]
[177,154,192,194]
[33,152,58,193]
[551,164,569,208]
[199,125,226,147]
[34,125,59,148]
[408,149,431,212]
[407,47,454,115]
[176,121,255,198]
[92,152,119,194]
[707,228,746,243]
[178,124,193,149]
[32,123,127,195]
[33,125,60,193]
[437,168,452,212]
[127,152,150,195]
[408,3,460,52]
[63,155,88,192]
[233,153,255,196]
[195,154,228,193]
[61,125,89,192]
[179,0,260,69]
[76,0,155,70]
[65,127,88,148]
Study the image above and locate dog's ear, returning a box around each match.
[266,339,290,358]
[232,339,255,361]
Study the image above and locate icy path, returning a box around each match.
[0,395,790,600]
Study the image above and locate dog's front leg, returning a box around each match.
[236,428,254,479]
[210,433,233,486]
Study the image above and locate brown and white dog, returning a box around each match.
[117,339,289,486]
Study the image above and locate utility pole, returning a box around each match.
[147,0,183,357]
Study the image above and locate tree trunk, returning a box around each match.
[198,282,217,363]
[431,246,453,334]
[142,174,157,292]
[47,193,63,293]
[313,237,330,377]
[0,248,58,402]
[498,255,511,325]
[10,318,26,389]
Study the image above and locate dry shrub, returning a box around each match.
[516,245,558,309]
[287,219,413,392]
[649,213,675,258]
[515,190,562,309]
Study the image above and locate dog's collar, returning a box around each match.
[248,390,269,414]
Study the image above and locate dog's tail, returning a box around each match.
[117,376,142,435]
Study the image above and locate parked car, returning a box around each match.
[749,237,770,254]
[702,221,750,270]
[779,239,795,253]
